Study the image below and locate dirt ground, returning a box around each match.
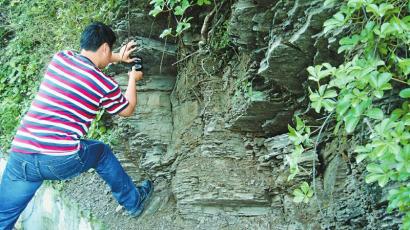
[61,171,277,230]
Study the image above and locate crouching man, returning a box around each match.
[0,22,153,230]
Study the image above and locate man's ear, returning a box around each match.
[103,43,111,54]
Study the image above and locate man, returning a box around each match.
[0,22,153,229]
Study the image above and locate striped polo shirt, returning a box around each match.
[10,50,129,156]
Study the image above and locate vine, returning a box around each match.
[287,0,409,228]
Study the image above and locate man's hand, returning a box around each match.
[119,40,138,63]
[128,67,143,81]
[119,67,143,117]
[111,40,138,63]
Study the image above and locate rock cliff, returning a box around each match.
[61,0,400,229]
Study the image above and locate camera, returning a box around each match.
[130,55,143,71]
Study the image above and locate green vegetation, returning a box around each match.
[287,0,409,227]
[293,182,314,204]
[209,21,231,51]
[0,0,123,153]
[149,0,212,38]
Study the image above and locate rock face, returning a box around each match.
[59,0,400,229]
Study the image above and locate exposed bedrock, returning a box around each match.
[59,0,400,229]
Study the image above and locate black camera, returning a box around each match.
[131,55,143,71]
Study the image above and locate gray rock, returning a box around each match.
[56,0,400,229]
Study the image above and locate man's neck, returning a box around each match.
[80,50,99,68]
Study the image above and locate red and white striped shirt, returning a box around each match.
[11,50,129,156]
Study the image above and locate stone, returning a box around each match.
[172,156,273,217]
[53,0,400,228]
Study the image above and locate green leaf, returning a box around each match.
[159,28,172,38]
[366,3,394,18]
[369,72,392,93]
[307,65,332,82]
[311,101,322,113]
[375,22,393,38]
[347,0,366,9]
[323,89,338,99]
[344,114,360,133]
[374,119,395,137]
[293,189,304,203]
[365,173,381,184]
[149,6,163,16]
[352,99,371,118]
[309,90,322,112]
[295,115,305,131]
[323,13,345,33]
[336,95,352,116]
[174,0,190,15]
[399,88,410,98]
[338,35,360,53]
[378,3,395,17]
[307,66,318,81]
[174,6,184,15]
[391,108,404,121]
[287,165,299,181]
[355,145,371,153]
[293,182,313,203]
[176,21,191,34]
[322,99,336,112]
[366,108,384,120]
[301,182,310,193]
[288,125,305,145]
[397,58,410,75]
[378,175,390,187]
[197,0,211,6]
[367,163,384,174]
[356,153,368,163]
[288,124,297,136]
[181,0,190,10]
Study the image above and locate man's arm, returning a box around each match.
[118,68,143,117]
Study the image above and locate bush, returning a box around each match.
[0,0,123,152]
[287,0,409,228]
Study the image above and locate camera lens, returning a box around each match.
[130,56,143,71]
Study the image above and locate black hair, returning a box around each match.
[80,22,116,51]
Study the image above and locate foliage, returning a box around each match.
[287,0,409,227]
[236,78,253,100]
[209,21,231,51]
[286,116,313,181]
[149,0,212,38]
[87,111,120,146]
[0,0,123,152]
[87,111,107,140]
[0,98,22,150]
[235,78,267,102]
[293,182,314,203]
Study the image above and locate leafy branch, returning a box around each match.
[287,0,409,227]
[149,0,212,38]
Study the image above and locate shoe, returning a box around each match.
[130,179,154,217]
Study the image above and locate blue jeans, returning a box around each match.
[0,139,140,230]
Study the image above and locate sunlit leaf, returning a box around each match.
[159,28,172,38]
[366,108,384,120]
[399,88,410,98]
[344,113,360,133]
